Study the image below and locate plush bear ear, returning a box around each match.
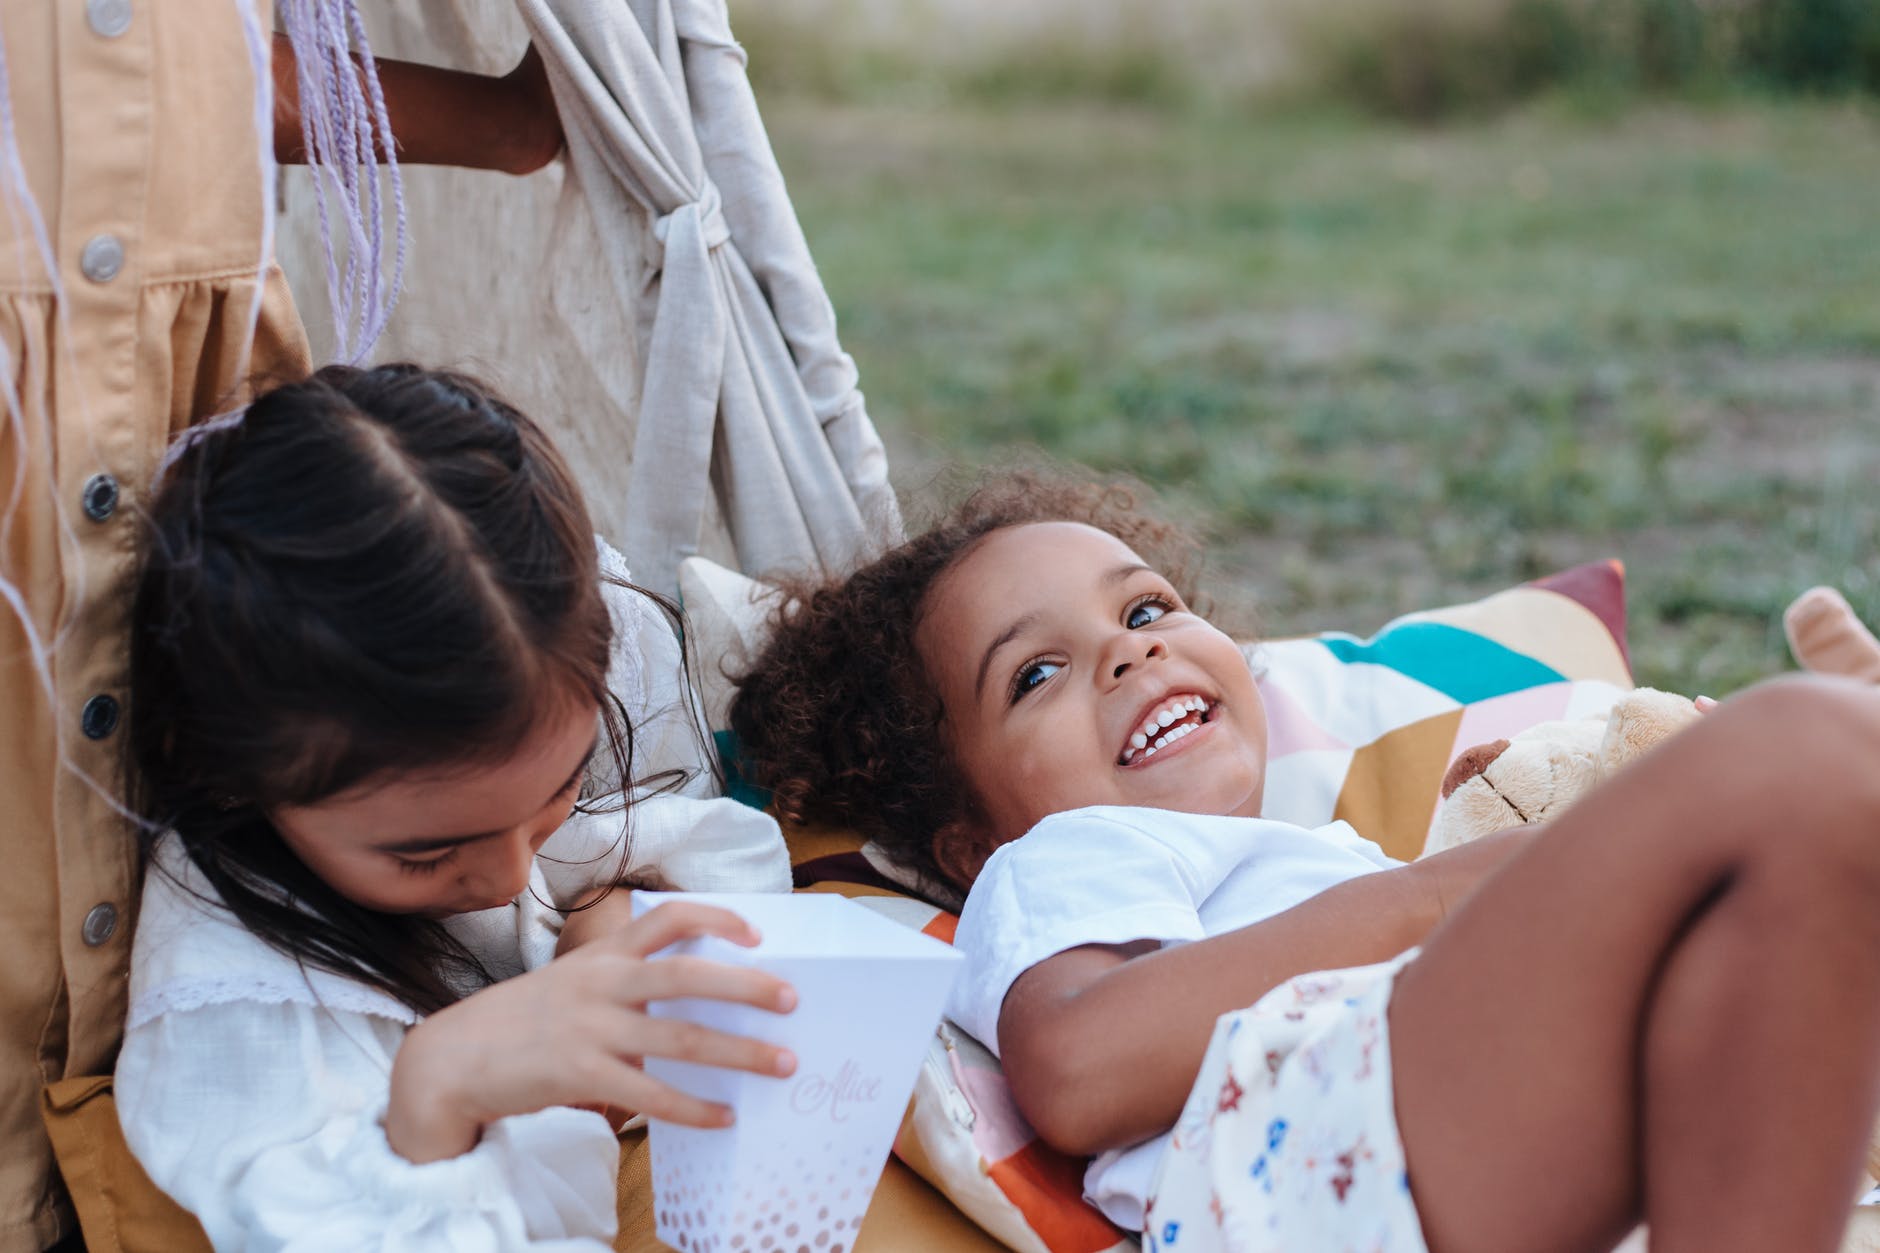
[1786,586,1880,684]
[1598,688,1701,778]
[1441,739,1511,800]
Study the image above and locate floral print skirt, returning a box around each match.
[1144,949,1427,1253]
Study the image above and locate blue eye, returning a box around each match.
[1126,599,1169,629]
[1011,659,1061,702]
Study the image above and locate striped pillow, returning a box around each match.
[1251,560,1632,860]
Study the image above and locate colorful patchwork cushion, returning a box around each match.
[1250,560,1632,860]
[701,558,1635,1251]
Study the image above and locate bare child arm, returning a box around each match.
[271,36,563,176]
[555,882,637,956]
[997,829,1533,1155]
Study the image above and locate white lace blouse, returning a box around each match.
[115,543,791,1250]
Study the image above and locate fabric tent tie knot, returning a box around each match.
[646,182,730,274]
[514,0,901,590]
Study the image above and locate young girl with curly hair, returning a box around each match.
[120,365,799,1248]
[732,473,1880,1253]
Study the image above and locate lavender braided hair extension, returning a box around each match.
[278,0,407,365]
[154,2,413,479]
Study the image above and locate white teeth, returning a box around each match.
[1123,696,1215,764]
[1145,722,1197,754]
[1152,723,1194,751]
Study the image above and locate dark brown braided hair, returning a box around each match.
[729,470,1203,892]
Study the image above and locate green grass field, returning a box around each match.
[768,95,1880,694]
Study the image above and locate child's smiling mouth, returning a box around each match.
[1117,694,1217,766]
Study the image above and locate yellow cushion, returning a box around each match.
[40,1077,210,1253]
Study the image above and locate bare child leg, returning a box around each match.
[1390,674,1880,1253]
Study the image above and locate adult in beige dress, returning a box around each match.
[0,6,559,1248]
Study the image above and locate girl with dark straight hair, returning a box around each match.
[117,364,796,1248]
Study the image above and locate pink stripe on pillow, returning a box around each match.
[950,1050,1036,1164]
[1258,675,1352,758]
[1445,682,1576,769]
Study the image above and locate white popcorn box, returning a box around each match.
[631,891,963,1253]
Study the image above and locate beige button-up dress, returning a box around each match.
[0,2,308,1247]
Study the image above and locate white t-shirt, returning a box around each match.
[116,545,792,1251]
[947,804,1401,1232]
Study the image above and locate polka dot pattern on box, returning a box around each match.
[653,1133,884,1252]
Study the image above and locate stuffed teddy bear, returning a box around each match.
[1428,584,1880,856]
[1424,686,1701,855]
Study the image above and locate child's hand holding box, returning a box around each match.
[631,891,963,1252]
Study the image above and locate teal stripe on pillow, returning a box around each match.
[1320,622,1565,704]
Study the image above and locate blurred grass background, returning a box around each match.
[732,0,1880,694]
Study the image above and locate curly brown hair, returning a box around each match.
[729,470,1204,892]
